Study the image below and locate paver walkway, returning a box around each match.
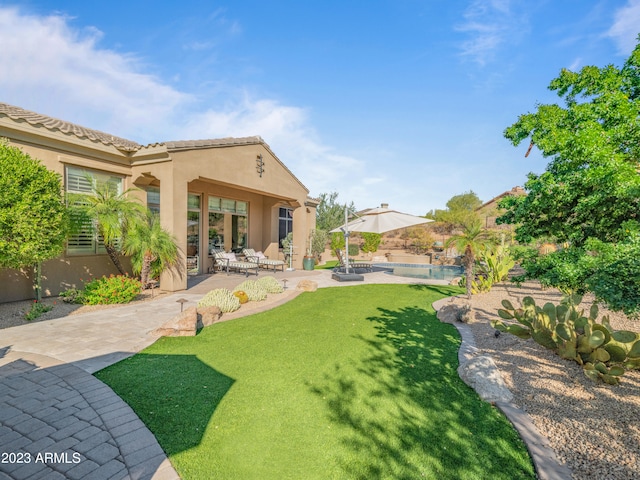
[1,268,443,479]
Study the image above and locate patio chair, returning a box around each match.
[334,249,373,273]
[243,248,286,272]
[212,249,259,277]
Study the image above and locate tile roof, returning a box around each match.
[0,102,142,152]
[163,136,265,150]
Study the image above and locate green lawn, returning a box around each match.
[96,284,534,480]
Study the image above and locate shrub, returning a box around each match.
[256,276,284,294]
[81,274,142,305]
[198,288,241,313]
[361,232,381,254]
[59,288,85,304]
[24,301,53,321]
[492,295,640,385]
[234,280,267,301]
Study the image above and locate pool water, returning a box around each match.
[374,263,463,281]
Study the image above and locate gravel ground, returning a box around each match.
[447,281,640,480]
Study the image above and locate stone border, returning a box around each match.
[432,297,572,480]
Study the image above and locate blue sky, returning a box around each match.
[1,1,639,215]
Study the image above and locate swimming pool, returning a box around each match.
[374,263,463,281]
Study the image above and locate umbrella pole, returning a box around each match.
[344,206,350,274]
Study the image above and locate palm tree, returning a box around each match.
[123,211,180,288]
[445,220,493,299]
[70,180,146,274]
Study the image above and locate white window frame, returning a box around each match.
[65,166,124,255]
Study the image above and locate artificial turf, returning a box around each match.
[95,284,535,479]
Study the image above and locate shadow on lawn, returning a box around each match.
[96,353,235,455]
[309,304,534,480]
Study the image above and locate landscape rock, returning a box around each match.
[197,305,222,328]
[296,279,318,292]
[457,355,513,403]
[153,306,197,337]
[437,304,459,323]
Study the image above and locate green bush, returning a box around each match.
[81,275,142,305]
[361,232,381,254]
[59,288,85,304]
[24,301,53,320]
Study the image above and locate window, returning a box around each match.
[208,196,248,252]
[146,186,160,214]
[278,207,293,247]
[65,166,123,255]
[187,194,200,260]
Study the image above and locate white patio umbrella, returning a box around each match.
[330,204,433,273]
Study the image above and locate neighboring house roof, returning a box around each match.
[0,102,142,152]
[476,186,526,212]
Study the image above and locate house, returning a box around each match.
[475,186,525,229]
[0,102,317,303]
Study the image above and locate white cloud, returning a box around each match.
[456,0,529,66]
[183,96,366,194]
[0,6,367,199]
[0,7,189,142]
[607,0,640,54]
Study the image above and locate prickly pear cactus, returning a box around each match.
[492,294,640,385]
[256,275,284,294]
[234,280,267,301]
[198,288,241,313]
[233,290,249,304]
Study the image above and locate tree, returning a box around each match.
[498,37,640,314]
[429,191,482,234]
[122,211,180,288]
[315,192,356,232]
[70,180,146,275]
[445,221,492,299]
[0,140,68,301]
[361,232,382,254]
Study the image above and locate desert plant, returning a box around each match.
[234,280,267,301]
[81,274,142,305]
[198,288,241,313]
[472,246,515,293]
[256,276,284,294]
[233,290,249,304]
[492,295,640,384]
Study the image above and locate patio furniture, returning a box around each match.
[334,249,373,273]
[242,248,286,272]
[212,249,259,276]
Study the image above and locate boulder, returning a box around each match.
[153,306,197,337]
[296,279,318,292]
[437,304,459,324]
[457,355,513,403]
[437,302,474,323]
[198,305,222,328]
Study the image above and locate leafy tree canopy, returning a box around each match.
[426,191,482,232]
[498,38,640,246]
[315,192,356,231]
[498,37,640,315]
[0,140,68,268]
